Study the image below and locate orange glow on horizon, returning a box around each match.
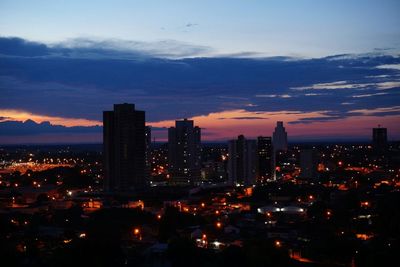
[149,108,400,141]
[0,109,101,127]
[2,107,399,142]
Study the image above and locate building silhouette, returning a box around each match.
[372,126,387,151]
[145,126,152,180]
[272,121,288,153]
[103,104,146,192]
[168,119,201,185]
[256,136,273,183]
[228,135,257,186]
[299,149,318,179]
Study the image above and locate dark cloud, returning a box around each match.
[218,117,267,120]
[0,119,169,136]
[0,120,101,136]
[0,37,49,57]
[288,116,343,124]
[148,126,168,131]
[1,37,400,130]
[0,37,213,59]
[0,116,11,121]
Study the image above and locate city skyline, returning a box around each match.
[1,1,400,143]
[0,103,398,143]
[1,2,399,266]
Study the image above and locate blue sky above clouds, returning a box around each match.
[1,0,399,57]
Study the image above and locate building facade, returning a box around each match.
[299,149,318,179]
[272,121,288,153]
[228,135,257,186]
[145,126,152,178]
[372,127,387,151]
[256,136,273,183]
[168,119,201,185]
[103,104,146,192]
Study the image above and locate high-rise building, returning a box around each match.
[103,104,146,192]
[168,119,201,185]
[228,135,257,186]
[299,149,318,179]
[272,121,288,153]
[372,126,387,151]
[201,160,227,183]
[145,126,152,179]
[256,136,273,183]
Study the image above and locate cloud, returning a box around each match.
[255,94,292,98]
[0,37,49,57]
[348,106,400,116]
[55,38,213,59]
[218,116,267,120]
[291,81,373,90]
[0,109,101,127]
[325,52,400,62]
[288,116,343,124]
[304,93,326,96]
[215,51,265,58]
[0,119,101,136]
[0,36,214,59]
[147,126,168,131]
[365,74,390,78]
[376,81,400,90]
[0,116,11,121]
[351,92,388,98]
[1,36,400,141]
[376,64,400,71]
[291,79,400,92]
[185,23,198,27]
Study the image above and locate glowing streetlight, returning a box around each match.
[326,211,331,216]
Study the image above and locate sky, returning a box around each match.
[0,0,400,143]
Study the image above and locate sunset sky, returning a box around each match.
[1,0,399,143]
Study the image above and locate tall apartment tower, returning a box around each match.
[228,135,257,186]
[145,126,152,179]
[300,149,318,179]
[372,126,387,151]
[168,119,201,185]
[272,121,288,153]
[103,104,146,192]
[256,136,273,183]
